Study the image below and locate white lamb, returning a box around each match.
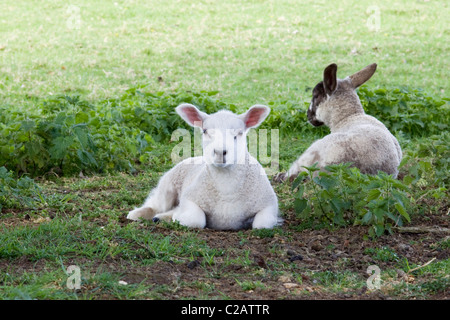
[274,63,402,182]
[127,104,280,230]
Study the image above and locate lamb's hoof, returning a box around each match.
[152,217,160,223]
[127,207,156,221]
[273,172,287,183]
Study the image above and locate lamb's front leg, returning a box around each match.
[286,159,308,180]
[252,205,280,229]
[172,199,207,229]
[152,210,175,223]
[127,207,157,221]
[274,145,323,183]
[127,170,178,221]
[273,159,307,183]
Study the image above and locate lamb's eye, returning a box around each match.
[203,129,207,134]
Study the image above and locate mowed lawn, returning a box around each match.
[1,0,448,109]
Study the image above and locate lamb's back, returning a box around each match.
[324,115,401,176]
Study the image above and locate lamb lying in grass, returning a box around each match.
[274,63,402,182]
[127,104,281,230]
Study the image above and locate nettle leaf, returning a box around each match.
[75,111,90,124]
[394,202,410,223]
[375,224,385,237]
[313,175,337,191]
[333,212,346,226]
[294,198,308,214]
[291,175,306,191]
[302,163,320,173]
[383,210,399,223]
[0,166,43,211]
[331,198,351,213]
[366,188,381,201]
[295,184,305,198]
[73,126,89,147]
[373,207,390,224]
[392,189,410,207]
[73,125,96,151]
[361,211,373,224]
[419,160,432,171]
[24,140,41,155]
[366,179,383,190]
[77,149,98,167]
[402,175,414,186]
[21,120,36,132]
[49,136,75,160]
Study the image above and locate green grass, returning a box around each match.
[1,169,448,299]
[1,0,448,109]
[0,0,449,300]
[365,246,400,263]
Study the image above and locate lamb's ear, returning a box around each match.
[176,104,209,128]
[323,63,338,96]
[349,63,377,88]
[240,105,270,129]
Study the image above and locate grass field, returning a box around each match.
[1,0,448,107]
[0,0,449,302]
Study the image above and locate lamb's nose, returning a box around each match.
[214,150,227,156]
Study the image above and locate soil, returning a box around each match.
[2,206,448,300]
[116,211,449,300]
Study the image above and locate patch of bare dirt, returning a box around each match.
[116,212,449,300]
[2,207,448,300]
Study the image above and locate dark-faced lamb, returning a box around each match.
[274,63,402,182]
